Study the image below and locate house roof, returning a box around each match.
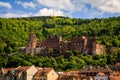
[109,76,120,80]
[1,66,33,75]
[111,71,120,76]
[97,72,105,76]
[79,66,112,73]
[2,68,16,75]
[58,71,79,77]
[35,68,43,76]
[35,68,53,76]
[115,63,120,66]
[63,72,69,76]
[16,66,31,71]
[69,70,79,74]
[69,70,79,76]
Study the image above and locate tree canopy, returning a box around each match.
[0,16,120,70]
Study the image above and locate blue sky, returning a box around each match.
[0,0,120,18]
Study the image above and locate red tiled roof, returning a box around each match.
[16,66,31,71]
[97,72,105,76]
[35,68,43,76]
[109,76,120,80]
[73,74,79,76]
[69,70,79,76]
[70,70,79,73]
[44,68,53,74]
[79,66,112,73]
[115,63,120,66]
[63,72,68,76]
[110,71,120,76]
[3,68,16,75]
[35,68,53,76]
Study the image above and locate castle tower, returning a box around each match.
[92,36,97,55]
[28,33,37,48]
[59,35,62,44]
[82,36,87,51]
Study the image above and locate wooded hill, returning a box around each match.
[0,16,120,70]
[0,16,120,54]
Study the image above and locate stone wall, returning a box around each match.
[24,34,106,55]
[94,44,106,55]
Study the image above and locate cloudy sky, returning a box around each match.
[0,0,120,18]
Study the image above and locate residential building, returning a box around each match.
[109,76,120,80]
[79,66,112,76]
[109,63,120,80]
[94,72,108,80]
[57,71,93,80]
[33,67,58,80]
[16,65,38,80]
[0,65,37,80]
[0,67,16,80]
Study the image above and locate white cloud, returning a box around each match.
[36,0,75,11]
[99,0,120,13]
[15,1,36,9]
[0,12,32,18]
[36,0,120,18]
[35,8,64,16]
[76,0,120,13]
[1,0,120,18]
[0,1,12,9]
[0,8,65,18]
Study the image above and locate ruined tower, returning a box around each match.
[59,35,62,44]
[28,33,37,48]
[82,36,87,51]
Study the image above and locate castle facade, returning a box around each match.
[20,33,106,55]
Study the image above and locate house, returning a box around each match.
[79,66,112,76]
[33,67,58,80]
[94,72,108,80]
[0,65,37,80]
[79,66,113,80]
[110,62,120,78]
[57,72,69,80]
[58,70,81,80]
[16,65,37,80]
[114,62,120,71]
[109,76,120,80]
[109,69,120,80]
[0,67,16,80]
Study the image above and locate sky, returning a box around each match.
[0,0,120,18]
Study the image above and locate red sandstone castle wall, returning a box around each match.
[95,44,105,55]
[40,35,61,50]
[27,33,106,55]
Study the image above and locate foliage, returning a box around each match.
[0,16,120,70]
[0,16,120,54]
[0,53,120,71]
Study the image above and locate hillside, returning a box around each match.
[0,16,120,70]
[0,16,120,54]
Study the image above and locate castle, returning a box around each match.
[19,33,106,55]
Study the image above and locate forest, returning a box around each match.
[0,16,120,70]
[0,52,120,71]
